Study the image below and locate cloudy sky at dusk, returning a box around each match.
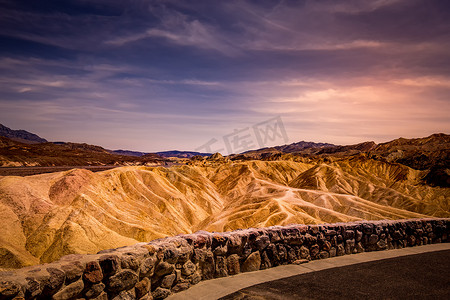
[0,0,449,152]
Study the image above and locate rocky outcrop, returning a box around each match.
[0,218,448,300]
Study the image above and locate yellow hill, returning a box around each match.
[0,159,448,270]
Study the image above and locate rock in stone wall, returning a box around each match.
[0,218,448,300]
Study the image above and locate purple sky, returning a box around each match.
[0,0,449,152]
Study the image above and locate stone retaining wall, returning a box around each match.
[1,218,448,300]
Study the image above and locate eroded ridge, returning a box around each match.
[1,160,448,270]
[0,218,448,300]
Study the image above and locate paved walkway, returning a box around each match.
[167,243,450,300]
[221,249,450,299]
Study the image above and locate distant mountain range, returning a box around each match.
[1,123,448,187]
[0,124,211,160]
[0,124,47,144]
[273,141,336,153]
[110,149,210,158]
[241,140,379,157]
[109,149,148,157]
[156,150,211,158]
[0,136,168,167]
[241,141,335,157]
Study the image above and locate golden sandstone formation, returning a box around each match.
[0,157,448,270]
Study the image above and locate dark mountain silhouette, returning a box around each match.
[316,141,377,155]
[274,141,335,153]
[0,136,166,167]
[0,124,47,144]
[110,149,148,157]
[109,150,212,158]
[156,150,211,158]
[0,124,210,162]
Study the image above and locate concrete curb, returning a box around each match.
[167,243,450,300]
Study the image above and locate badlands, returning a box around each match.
[0,155,448,270]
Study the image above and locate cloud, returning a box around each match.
[106,13,240,56]
[242,39,385,52]
[392,76,450,88]
[247,80,450,143]
[0,0,449,150]
[309,0,407,14]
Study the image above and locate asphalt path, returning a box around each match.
[220,249,450,300]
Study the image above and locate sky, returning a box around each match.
[0,0,449,153]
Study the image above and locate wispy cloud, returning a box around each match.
[106,8,240,56]
[392,76,450,88]
[0,0,449,151]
